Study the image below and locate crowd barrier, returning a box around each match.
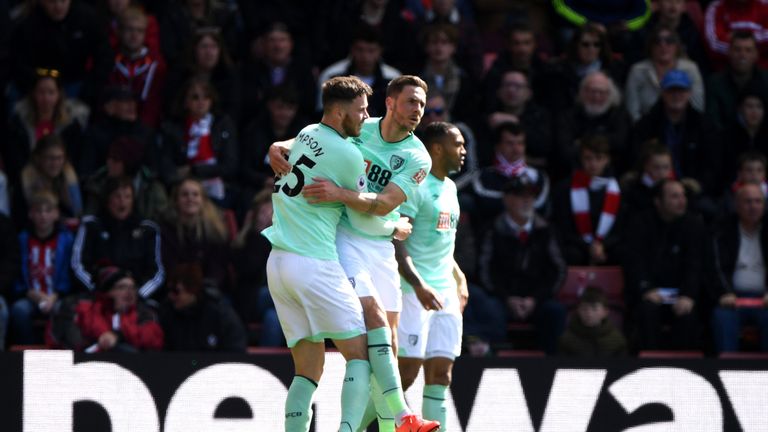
[0,350,766,431]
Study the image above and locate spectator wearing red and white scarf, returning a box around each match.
[471,122,549,238]
[552,135,624,266]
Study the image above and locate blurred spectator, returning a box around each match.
[722,87,768,181]
[483,69,553,169]
[80,84,154,178]
[0,170,9,217]
[107,6,167,128]
[240,86,305,206]
[484,23,553,108]
[231,189,282,346]
[10,191,73,344]
[625,24,704,122]
[471,175,567,354]
[73,266,163,352]
[632,69,721,196]
[704,0,768,71]
[552,135,624,266]
[0,213,20,350]
[558,286,628,357]
[555,71,632,177]
[72,177,165,299]
[413,0,483,79]
[706,31,768,130]
[9,0,112,102]
[419,23,477,124]
[83,137,167,221]
[167,29,242,122]
[631,0,708,69]
[240,22,317,122]
[4,69,89,187]
[20,134,83,220]
[160,263,246,352]
[712,182,768,353]
[550,23,626,112]
[719,151,768,218]
[159,78,238,206]
[160,178,230,294]
[625,179,706,350]
[101,0,161,56]
[317,24,401,116]
[620,140,675,217]
[416,92,479,190]
[471,122,549,237]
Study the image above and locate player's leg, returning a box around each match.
[397,290,430,392]
[333,334,372,432]
[387,311,401,355]
[422,358,454,431]
[398,357,424,391]
[286,340,325,432]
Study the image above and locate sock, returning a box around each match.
[423,384,448,431]
[355,397,377,432]
[372,375,396,431]
[285,375,317,432]
[367,327,410,425]
[340,360,371,432]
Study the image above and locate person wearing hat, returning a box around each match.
[159,263,246,352]
[82,135,168,221]
[465,174,567,354]
[78,83,154,179]
[74,265,163,352]
[632,68,721,199]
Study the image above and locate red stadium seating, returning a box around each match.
[638,350,705,359]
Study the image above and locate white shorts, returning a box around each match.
[336,228,402,312]
[397,290,463,360]
[266,249,366,348]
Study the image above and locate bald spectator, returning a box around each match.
[556,71,632,176]
[706,31,768,130]
[625,179,707,350]
[712,182,768,353]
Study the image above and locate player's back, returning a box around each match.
[263,123,366,261]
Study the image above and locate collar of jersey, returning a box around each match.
[376,118,412,144]
[319,122,346,139]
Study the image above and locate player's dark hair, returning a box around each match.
[422,121,457,151]
[321,76,373,110]
[386,75,428,98]
[493,121,525,145]
[738,150,767,171]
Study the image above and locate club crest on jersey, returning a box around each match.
[356,174,367,191]
[390,155,405,170]
[412,168,427,184]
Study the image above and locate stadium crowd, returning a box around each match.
[0,0,767,357]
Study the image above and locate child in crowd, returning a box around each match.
[559,286,627,357]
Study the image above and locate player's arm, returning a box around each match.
[347,211,412,240]
[304,179,407,216]
[393,216,443,311]
[453,259,468,313]
[268,138,295,176]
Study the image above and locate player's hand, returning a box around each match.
[269,143,292,176]
[392,217,412,241]
[303,178,342,203]
[643,289,663,304]
[673,295,695,316]
[458,283,469,314]
[98,331,118,350]
[719,293,737,308]
[415,284,444,311]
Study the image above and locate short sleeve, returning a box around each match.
[389,150,431,203]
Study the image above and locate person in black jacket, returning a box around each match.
[473,175,567,354]
[71,176,165,300]
[712,183,768,353]
[160,262,246,352]
[625,179,707,350]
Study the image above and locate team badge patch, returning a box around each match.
[412,168,427,184]
[356,174,367,191]
[390,155,405,170]
[408,334,418,346]
[348,277,356,288]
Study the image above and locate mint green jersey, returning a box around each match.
[339,118,432,241]
[400,174,460,293]
[262,123,367,261]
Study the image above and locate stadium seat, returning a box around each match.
[246,347,291,355]
[558,266,624,308]
[496,349,546,358]
[718,352,768,360]
[9,344,47,352]
[637,350,704,359]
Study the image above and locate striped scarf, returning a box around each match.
[570,170,620,243]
